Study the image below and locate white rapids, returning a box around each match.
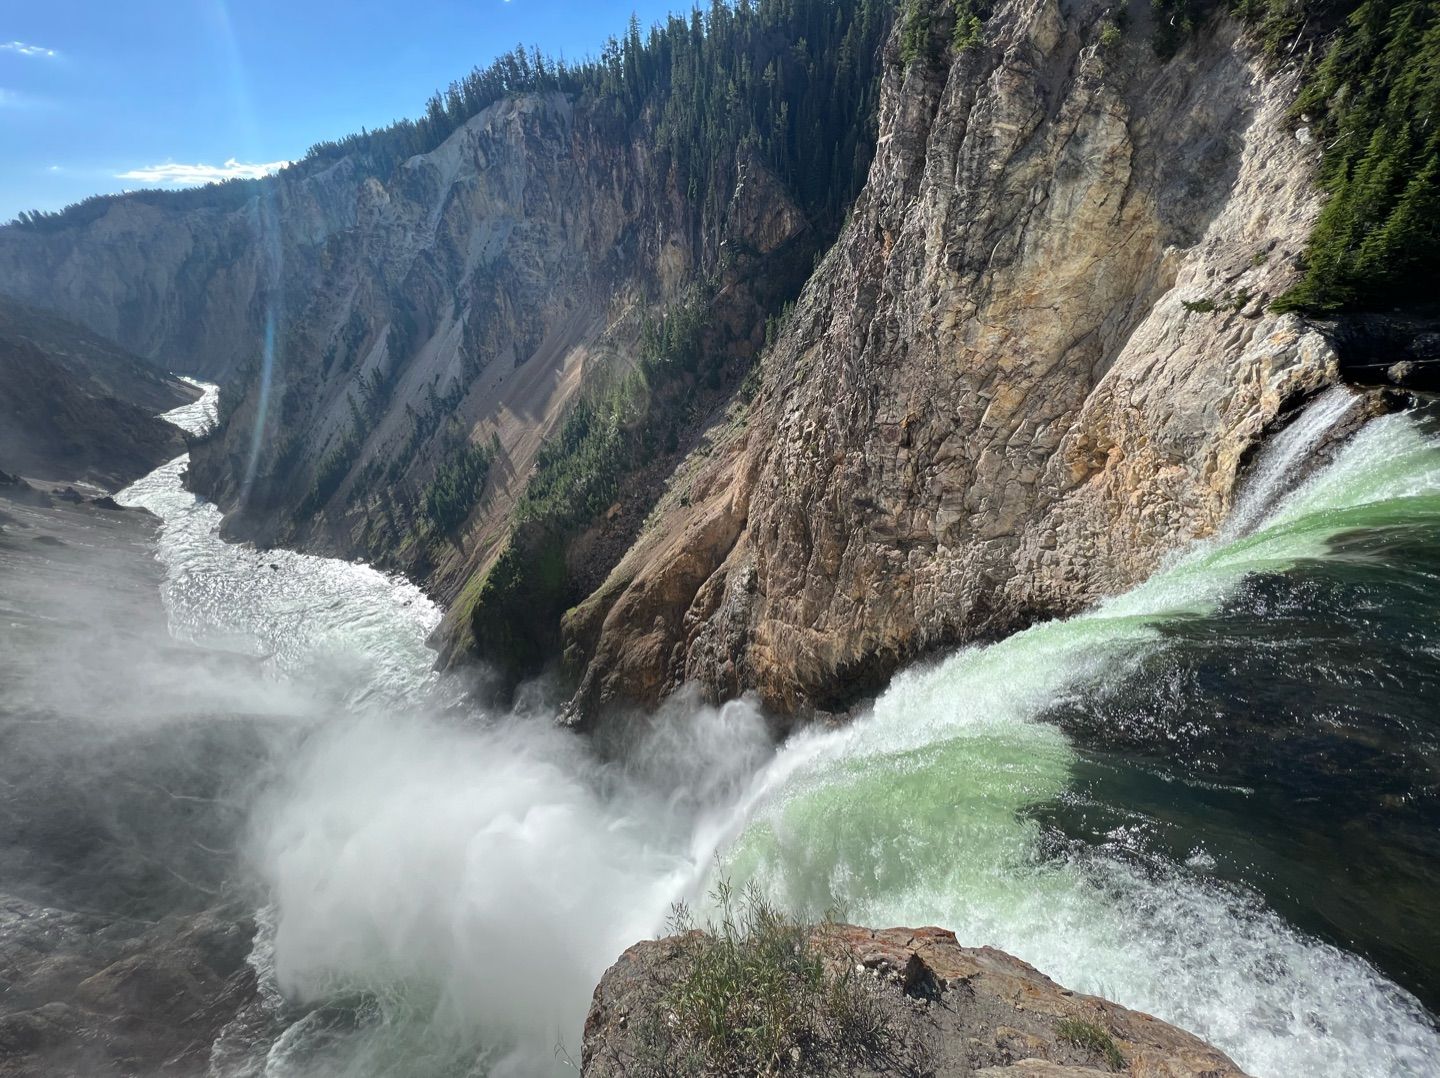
[110,383,1440,1077]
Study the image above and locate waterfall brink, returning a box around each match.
[710,396,1440,1078]
[1226,386,1362,539]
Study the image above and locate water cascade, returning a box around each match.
[112,385,1440,1077]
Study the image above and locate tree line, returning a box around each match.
[13,0,891,238]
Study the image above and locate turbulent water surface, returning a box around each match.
[65,385,1440,1076]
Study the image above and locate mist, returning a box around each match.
[249,691,772,1072]
[2,465,781,1076]
[0,374,798,1077]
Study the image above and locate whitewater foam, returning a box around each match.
[711,396,1440,1077]
[116,382,1440,1077]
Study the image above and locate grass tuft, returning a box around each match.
[630,879,928,1076]
[1057,1016,1126,1071]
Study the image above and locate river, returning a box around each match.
[93,383,1440,1076]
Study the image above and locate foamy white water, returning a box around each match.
[118,381,442,707]
[113,383,1440,1077]
[713,399,1440,1078]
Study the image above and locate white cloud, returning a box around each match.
[114,157,290,187]
[1,41,57,58]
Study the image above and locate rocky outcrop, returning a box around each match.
[564,0,1336,718]
[0,297,197,488]
[581,925,1249,1077]
[0,0,1357,721]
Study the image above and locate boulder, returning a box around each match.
[582,925,1250,1078]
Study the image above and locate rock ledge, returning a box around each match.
[582,925,1250,1077]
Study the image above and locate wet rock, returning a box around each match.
[1388,360,1417,383]
[1320,311,1440,390]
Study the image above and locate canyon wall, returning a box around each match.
[0,0,1347,719]
[0,89,817,637]
[0,297,198,488]
[563,0,1336,718]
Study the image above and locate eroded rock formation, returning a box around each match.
[0,0,1358,721]
[582,925,1250,1077]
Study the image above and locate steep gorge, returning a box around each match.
[0,0,888,695]
[565,0,1350,716]
[0,0,1429,721]
[3,4,1440,1074]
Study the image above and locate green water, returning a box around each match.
[109,387,1440,1077]
[714,399,1440,1077]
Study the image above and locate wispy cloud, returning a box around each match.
[114,157,290,187]
[1,41,57,59]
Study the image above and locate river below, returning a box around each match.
[3,382,1436,1077]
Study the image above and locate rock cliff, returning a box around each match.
[582,925,1249,1077]
[1,100,801,614]
[0,0,1384,719]
[563,0,1340,718]
[0,2,891,694]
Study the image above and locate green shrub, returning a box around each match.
[421,440,495,532]
[465,296,730,683]
[952,0,990,50]
[1151,0,1207,58]
[900,0,935,67]
[1273,0,1440,313]
[1057,1016,1125,1071]
[629,880,926,1077]
[298,429,359,517]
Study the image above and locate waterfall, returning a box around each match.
[106,385,1440,1077]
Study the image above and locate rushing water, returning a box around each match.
[118,382,442,708]
[107,383,1440,1077]
[713,393,1440,1077]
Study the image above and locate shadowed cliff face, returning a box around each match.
[0,297,198,488]
[0,179,338,383]
[563,0,1339,719]
[0,86,818,674]
[181,91,809,593]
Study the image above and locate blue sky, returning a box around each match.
[0,0,679,220]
